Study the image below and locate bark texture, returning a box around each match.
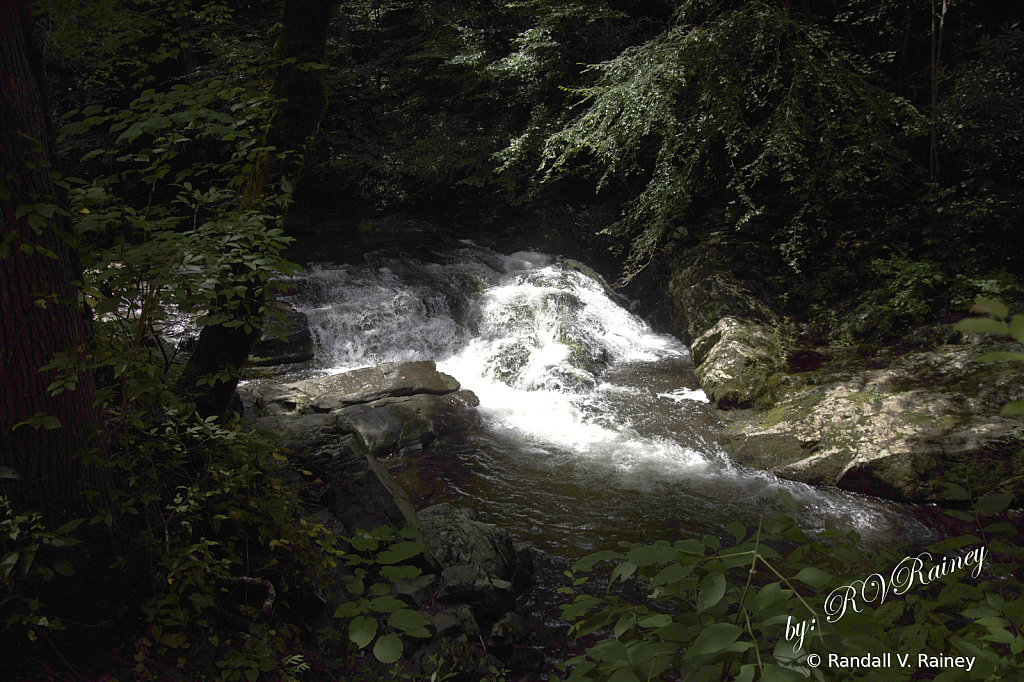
[175,0,339,420]
[0,0,103,523]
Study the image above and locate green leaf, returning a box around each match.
[794,567,832,590]
[982,522,1017,537]
[368,582,391,596]
[649,562,689,588]
[588,639,629,662]
[974,493,1014,514]
[613,612,636,638]
[726,522,747,543]
[734,664,757,682]
[627,543,678,567]
[696,573,726,612]
[942,482,972,501]
[752,582,793,612]
[572,550,626,572]
[761,663,808,681]
[389,609,431,638]
[628,640,676,678]
[840,634,887,653]
[953,318,1007,335]
[369,595,407,613]
[380,564,421,582]
[372,633,403,664]
[638,613,673,628]
[610,560,638,584]
[0,467,21,480]
[778,488,797,512]
[348,533,378,553]
[1008,315,1024,343]
[973,299,1009,320]
[1001,399,1024,417]
[53,518,85,535]
[375,541,426,565]
[606,668,640,682]
[334,601,362,619]
[672,539,706,556]
[684,622,743,658]
[348,615,377,649]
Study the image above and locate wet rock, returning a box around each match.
[245,362,482,539]
[665,240,779,345]
[430,605,481,639]
[561,258,629,309]
[659,237,782,409]
[287,360,463,412]
[284,420,421,538]
[488,611,528,648]
[250,308,314,366]
[691,316,782,409]
[333,391,481,456]
[436,564,515,620]
[506,645,546,673]
[720,340,1024,504]
[244,361,478,458]
[418,503,533,623]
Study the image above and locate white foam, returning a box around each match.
[659,388,710,403]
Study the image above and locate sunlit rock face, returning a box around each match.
[720,341,1024,504]
[691,316,782,408]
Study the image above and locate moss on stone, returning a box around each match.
[759,406,793,428]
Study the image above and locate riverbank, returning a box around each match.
[631,234,1024,508]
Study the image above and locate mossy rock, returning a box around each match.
[692,317,784,409]
[720,340,1024,505]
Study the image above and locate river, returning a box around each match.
[284,243,942,559]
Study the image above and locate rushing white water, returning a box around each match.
[291,245,937,554]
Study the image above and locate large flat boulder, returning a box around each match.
[287,360,462,411]
[243,361,480,534]
[720,341,1024,503]
[332,391,480,455]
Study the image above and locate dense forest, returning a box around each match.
[3,0,1024,680]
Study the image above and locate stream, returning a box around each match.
[284,243,944,559]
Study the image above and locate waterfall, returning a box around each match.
[289,244,937,554]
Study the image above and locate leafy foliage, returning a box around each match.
[0,488,82,641]
[35,0,245,92]
[501,0,923,279]
[3,2,308,674]
[554,492,1023,682]
[329,525,434,664]
[954,298,1024,416]
[54,52,300,419]
[854,255,947,338]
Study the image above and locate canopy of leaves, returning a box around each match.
[503,0,924,280]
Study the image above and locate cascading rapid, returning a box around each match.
[287,244,938,554]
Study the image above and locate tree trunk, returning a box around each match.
[0,0,105,525]
[174,0,339,420]
[930,0,948,177]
